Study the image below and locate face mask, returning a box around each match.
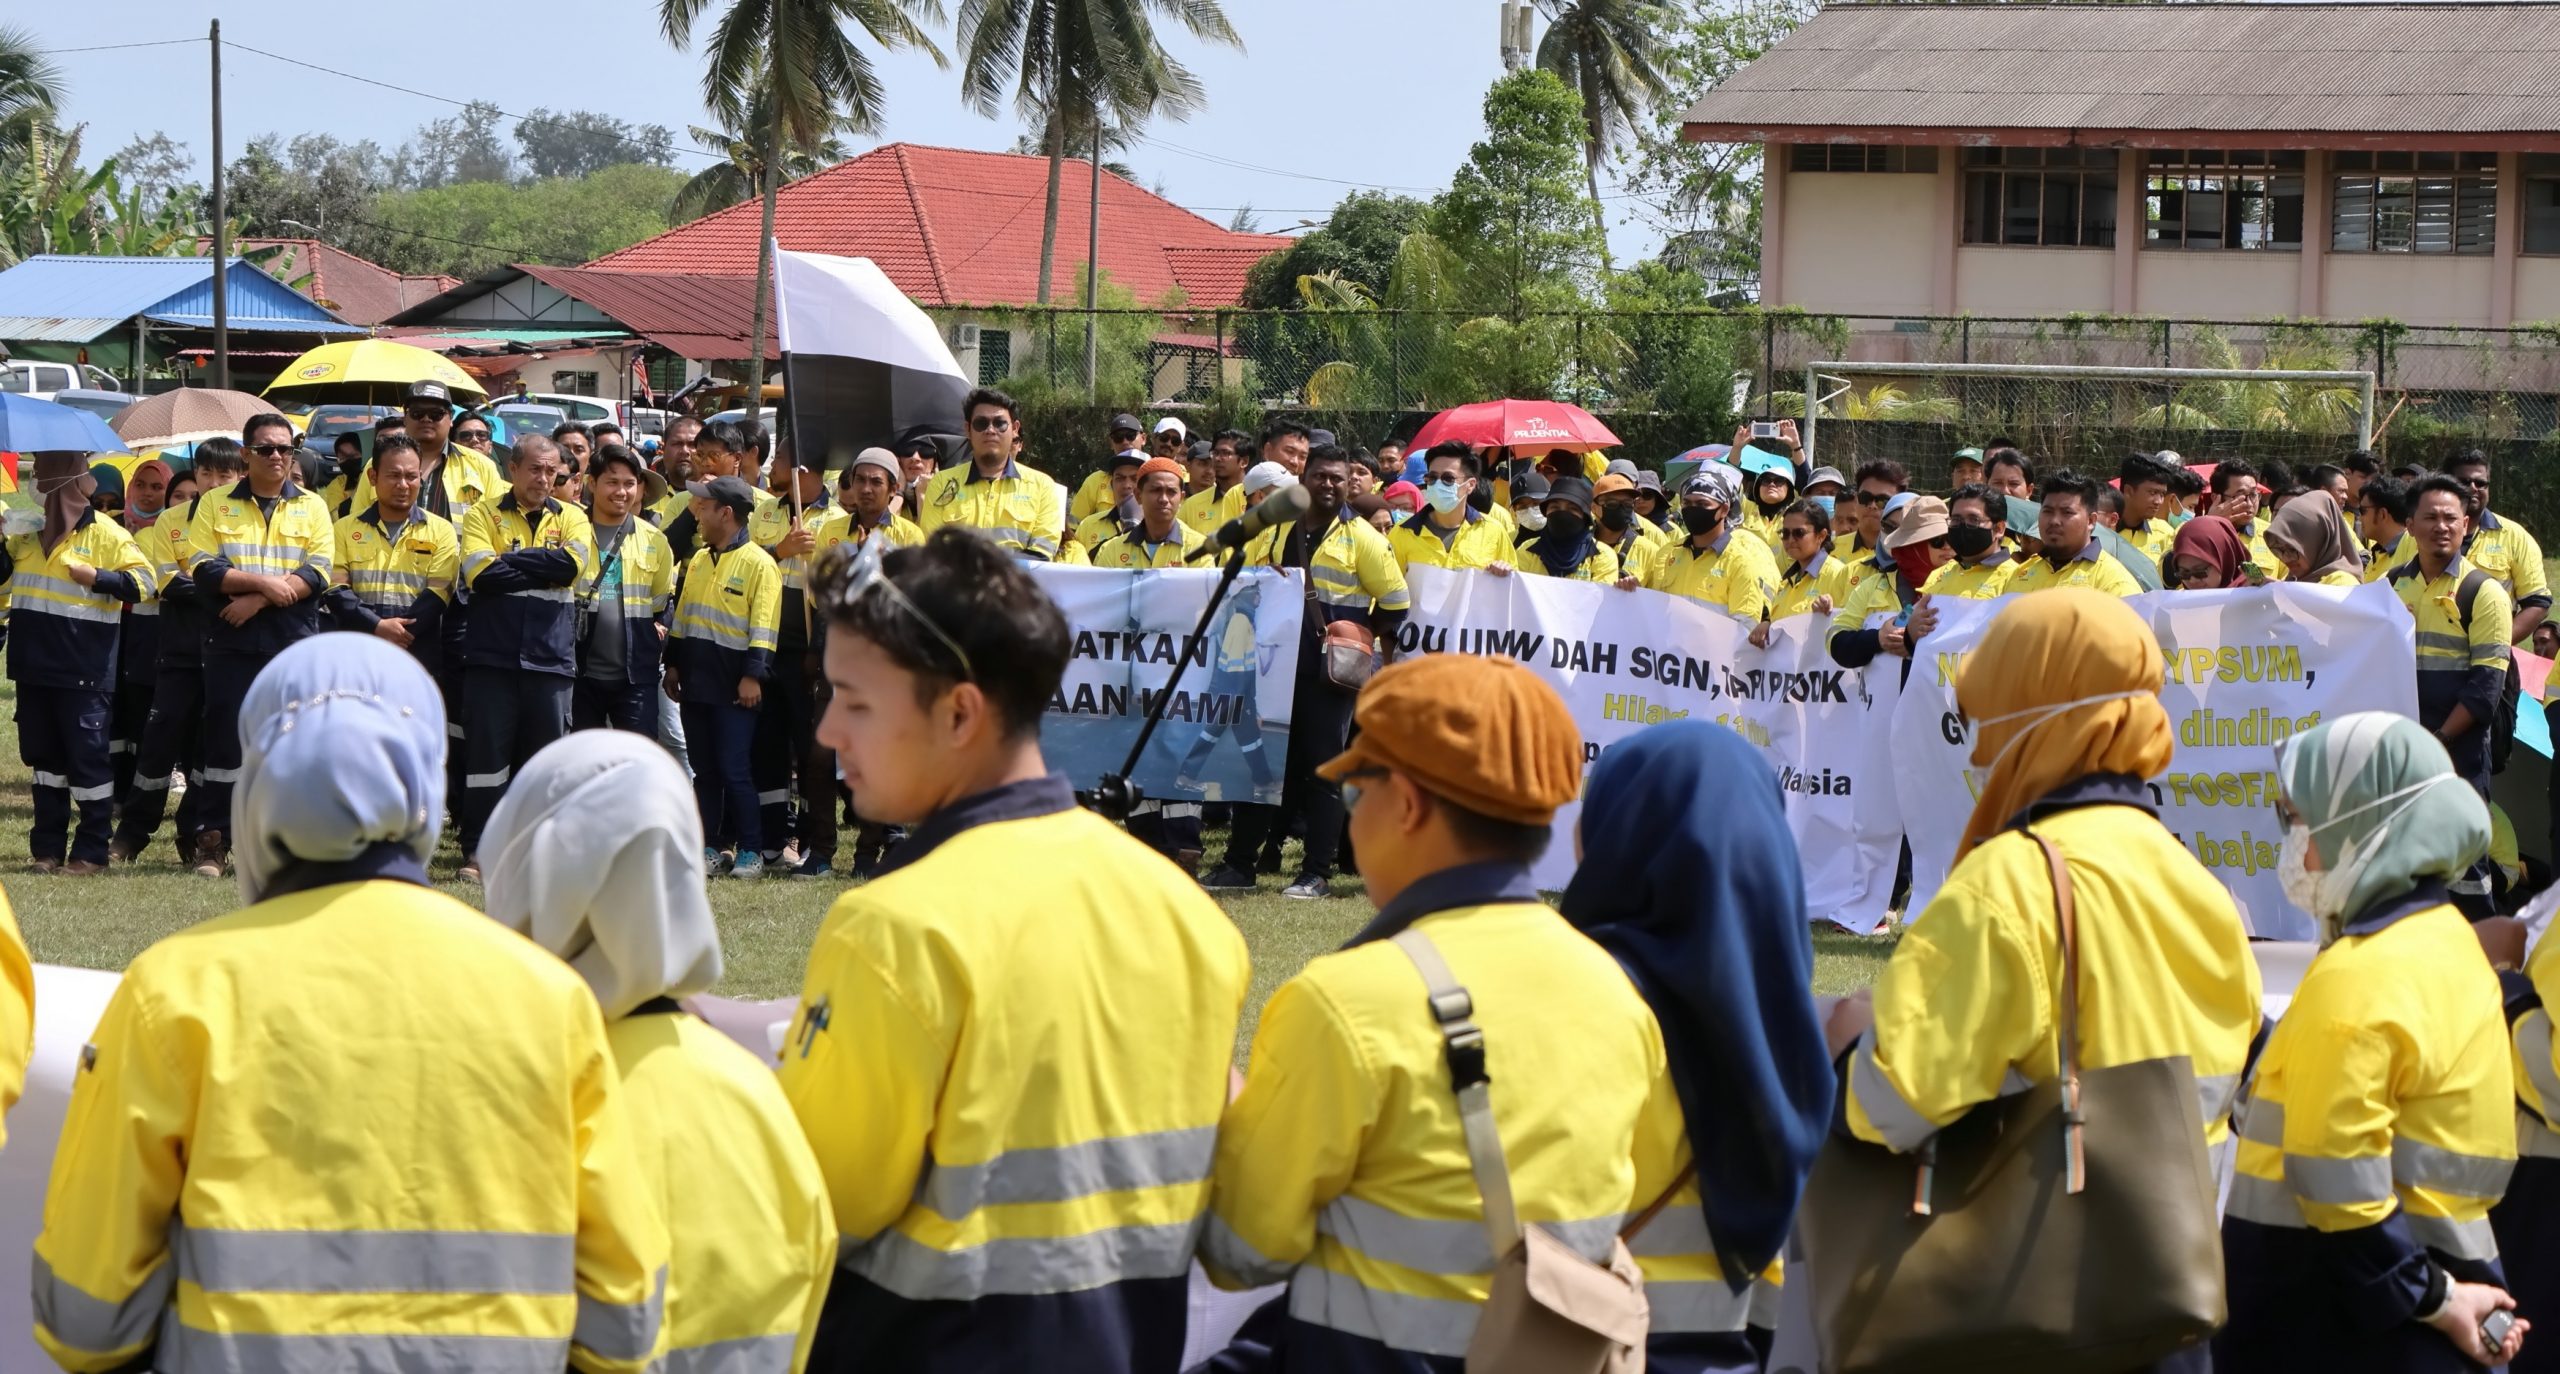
[1681,505,1722,537]
[2278,774,2455,933]
[1545,510,1589,543]
[1890,545,1939,588]
[2276,825,2335,934]
[1116,496,1140,523]
[1966,688,2151,789]
[1599,503,1633,533]
[1515,508,1548,532]
[1946,523,1998,559]
[1810,495,1836,521]
[0,508,37,537]
[1426,479,1463,513]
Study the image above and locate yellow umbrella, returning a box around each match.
[262,340,490,406]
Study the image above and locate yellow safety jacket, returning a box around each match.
[1069,465,1119,526]
[33,877,670,1374]
[0,889,29,1151]
[182,479,335,659]
[1921,549,2017,600]
[1180,483,1245,536]
[1055,537,1091,566]
[1517,538,1620,583]
[1771,549,1861,620]
[1203,865,1663,1360]
[340,444,505,521]
[813,508,924,560]
[2391,556,2511,779]
[2511,922,2560,1164]
[916,458,1063,560]
[1630,1087,1785,1338]
[2000,541,2145,597]
[2228,897,2514,1275]
[780,776,1248,1368]
[332,507,459,619]
[2231,521,2286,581]
[2,511,152,690]
[1244,512,1412,627]
[1388,508,1517,572]
[2307,568,2362,589]
[1844,790,2260,1154]
[1736,502,1787,553]
[1597,523,1666,584]
[670,535,782,690]
[610,1011,835,1374]
[584,517,681,686]
[2122,516,2178,568]
[2365,533,2414,584]
[2465,510,2551,621]
[1090,520,1208,569]
[461,493,597,676]
[1644,528,1779,624]
[1072,507,1138,558]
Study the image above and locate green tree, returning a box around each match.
[956,0,1243,307]
[1237,191,1428,309]
[660,0,945,408]
[218,134,386,241]
[107,131,193,214]
[358,164,690,277]
[0,26,62,159]
[516,109,676,180]
[1534,0,1673,273]
[1425,68,1605,319]
[401,102,514,187]
[1623,0,1814,296]
[674,79,859,221]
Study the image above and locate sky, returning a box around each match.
[20,1,1672,259]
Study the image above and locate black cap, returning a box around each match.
[1545,476,1594,514]
[685,475,757,518]
[1309,428,1337,449]
[1186,439,1213,461]
[889,423,943,455]
[1109,412,1142,435]
[405,380,452,409]
[1511,469,1551,502]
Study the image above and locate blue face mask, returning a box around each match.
[1810,494,1835,521]
[1426,478,1464,513]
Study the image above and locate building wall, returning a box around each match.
[1953,246,2113,315]
[2507,258,2560,324]
[2134,252,2303,318]
[2324,256,2498,327]
[1777,173,1940,315]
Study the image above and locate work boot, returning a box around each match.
[1174,848,1204,879]
[28,858,59,876]
[191,830,226,880]
[62,860,106,877]
[106,840,136,865]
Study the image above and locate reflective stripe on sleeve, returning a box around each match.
[1286,1263,1482,1358]
[14,596,122,626]
[2407,1213,2501,1261]
[2283,1153,2396,1205]
[160,1328,570,1374]
[2518,1012,2560,1115]
[847,1218,1197,1302]
[2195,1073,2241,1128]
[2392,1139,2514,1198]
[1645,1277,1755,1335]
[2520,1110,2560,1161]
[2225,1172,2306,1228]
[664,1332,801,1374]
[1198,1213,1292,1288]
[31,1250,171,1358]
[1847,1034,1938,1152]
[571,1267,667,1363]
[1315,1194,1619,1275]
[178,1228,574,1294]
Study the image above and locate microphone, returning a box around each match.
[1191,483,1312,560]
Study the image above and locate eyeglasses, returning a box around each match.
[405,406,449,420]
[968,414,1012,433]
[1855,490,1893,506]
[1341,767,1388,812]
[248,443,297,458]
[1782,526,1818,541]
[814,537,977,681]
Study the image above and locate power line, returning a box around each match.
[317,214,569,265]
[33,38,201,55]
[1133,133,1443,194]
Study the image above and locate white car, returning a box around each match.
[2,360,125,401]
[521,393,622,427]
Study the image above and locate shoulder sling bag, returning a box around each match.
[1392,929,1656,1374]
[1797,832,2225,1374]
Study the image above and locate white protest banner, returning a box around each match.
[1028,564,1304,806]
[1891,581,2418,942]
[1395,565,1901,927]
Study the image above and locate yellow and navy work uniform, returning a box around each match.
[1645,527,1779,625]
[1069,464,1123,526]
[1921,548,2016,600]
[109,502,216,860]
[1202,862,1663,1367]
[2464,509,2551,633]
[107,513,166,799]
[1389,507,1517,572]
[1826,567,1925,674]
[338,443,503,522]
[814,508,925,560]
[3,511,151,867]
[2001,539,2145,597]
[917,458,1064,560]
[2365,533,2414,584]
[660,483,780,563]
[2122,516,2177,568]
[1072,507,1138,560]
[1091,520,1208,569]
[182,479,334,821]
[749,494,839,858]
[1842,779,2260,1162]
[2231,520,2286,582]
[750,494,835,646]
[1772,548,1860,620]
[1055,538,1091,565]
[326,507,459,673]
[1737,501,1787,553]
[34,873,671,1374]
[1243,511,1413,629]
[1629,1089,1786,1360]
[610,1007,836,1374]
[1597,521,1666,584]
[2492,922,2560,1350]
[670,533,783,858]
[574,516,679,735]
[2220,887,2516,1371]
[782,774,1249,1372]
[1517,534,1620,583]
[2308,568,2363,589]
[1181,481,1245,536]
[2389,556,2512,790]
[457,492,597,854]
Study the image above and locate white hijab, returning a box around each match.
[480,731,722,1018]
[234,634,445,904]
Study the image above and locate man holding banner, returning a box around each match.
[1642,466,1778,627]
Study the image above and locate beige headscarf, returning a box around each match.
[480,730,722,1018]
[1955,587,2176,859]
[2265,490,2362,583]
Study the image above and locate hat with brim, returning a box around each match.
[686,475,756,518]
[1315,654,1584,826]
[1593,473,1638,499]
[1512,470,1551,502]
[1544,476,1594,514]
[1804,466,1846,492]
[1736,445,1794,482]
[1884,495,1951,550]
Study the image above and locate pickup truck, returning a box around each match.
[2,360,126,400]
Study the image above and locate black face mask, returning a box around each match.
[1599,503,1633,533]
[1544,510,1589,544]
[1946,523,1999,559]
[1681,505,1721,537]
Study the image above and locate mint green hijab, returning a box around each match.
[2275,712,2488,926]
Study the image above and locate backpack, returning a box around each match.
[2397,564,2518,773]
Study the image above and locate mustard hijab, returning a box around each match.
[1955,588,2175,858]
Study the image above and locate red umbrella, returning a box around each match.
[1406,399,1621,452]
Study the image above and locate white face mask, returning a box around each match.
[1516,508,1548,532]
[1966,688,2152,792]
[2277,775,2455,935]
[0,508,38,537]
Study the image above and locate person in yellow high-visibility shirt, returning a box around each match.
[914,389,1063,560]
[1388,441,1518,573]
[1999,469,2146,597]
[1640,465,1779,628]
[2358,475,2416,583]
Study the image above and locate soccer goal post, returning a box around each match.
[1796,360,2378,486]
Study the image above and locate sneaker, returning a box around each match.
[456,862,482,885]
[730,852,766,881]
[1282,875,1331,901]
[1199,865,1258,892]
[789,854,835,881]
[703,847,731,877]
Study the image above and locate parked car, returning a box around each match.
[302,405,398,450]
[2,360,126,401]
[522,392,618,426]
[48,388,138,426]
[706,406,779,432]
[491,404,571,448]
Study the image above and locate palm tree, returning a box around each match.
[672,78,859,222]
[1534,0,1671,274]
[659,0,946,408]
[957,0,1244,306]
[0,26,64,161]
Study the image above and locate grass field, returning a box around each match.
[0,681,1896,1048]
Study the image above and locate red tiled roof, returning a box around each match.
[219,238,460,326]
[516,265,777,355]
[586,142,1293,308]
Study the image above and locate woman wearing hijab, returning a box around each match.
[2220,713,2527,1372]
[2265,489,2366,587]
[1521,475,1617,581]
[2166,513,2250,589]
[34,634,673,1374]
[483,730,838,1373]
[1563,722,1833,1372]
[1827,494,1951,675]
[1823,590,2260,1367]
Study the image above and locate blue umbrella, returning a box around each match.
[0,392,124,454]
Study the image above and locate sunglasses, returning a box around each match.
[454,430,490,442]
[815,537,977,681]
[1855,490,1893,506]
[969,415,1012,433]
[1341,767,1388,812]
[248,443,297,458]
[405,406,450,420]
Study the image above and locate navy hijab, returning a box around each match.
[1559,721,1834,1288]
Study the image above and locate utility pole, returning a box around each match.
[1499,0,1531,72]
[1084,104,1100,398]
[209,18,228,389]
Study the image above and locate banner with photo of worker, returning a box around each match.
[1396,566,1905,929]
[1030,565,1304,808]
[1889,581,2419,943]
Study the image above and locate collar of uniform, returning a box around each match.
[965,458,1021,484]
[2480,509,2505,533]
[1686,526,1732,556]
[1787,548,1829,582]
[709,529,751,556]
[2339,878,2450,938]
[1137,520,1186,548]
[1969,546,2012,570]
[227,477,304,502]
[874,772,1078,877]
[1345,860,1541,947]
[2003,771,2156,832]
[2044,538,2101,570]
[261,841,431,901]
[498,491,560,516]
[361,505,424,534]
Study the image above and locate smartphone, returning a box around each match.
[2482,1308,2516,1354]
[1751,420,1781,440]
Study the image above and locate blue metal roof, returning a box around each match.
[0,255,365,342]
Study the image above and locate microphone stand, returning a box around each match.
[1088,542,1254,823]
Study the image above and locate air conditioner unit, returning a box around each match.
[950,322,982,350]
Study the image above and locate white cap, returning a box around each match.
[1153,416,1187,438]
[1243,461,1294,497]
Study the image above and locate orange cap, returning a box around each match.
[1592,473,1638,498]
[1318,654,1584,825]
[1137,456,1186,483]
